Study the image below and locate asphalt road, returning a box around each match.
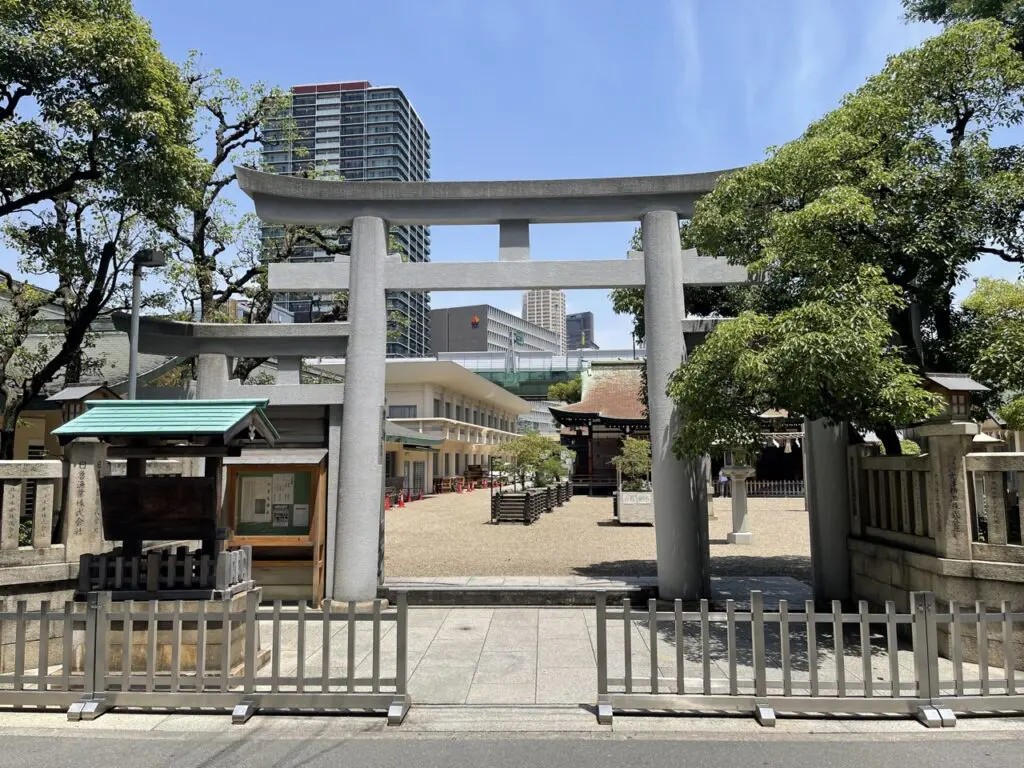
[1,730,1022,768]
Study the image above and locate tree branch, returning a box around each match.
[0,85,31,122]
[978,245,1022,263]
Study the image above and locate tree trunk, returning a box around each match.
[0,401,21,460]
[877,424,903,456]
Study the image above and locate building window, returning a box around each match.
[455,454,461,474]
[456,405,463,422]
[444,453,450,475]
[445,402,451,419]
[432,452,439,477]
[433,399,441,418]
[388,405,416,418]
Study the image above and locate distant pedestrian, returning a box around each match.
[718,470,728,497]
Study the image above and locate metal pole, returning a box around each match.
[127,262,143,400]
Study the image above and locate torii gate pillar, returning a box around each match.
[642,211,709,601]
[333,216,388,601]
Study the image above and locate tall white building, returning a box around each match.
[522,289,567,355]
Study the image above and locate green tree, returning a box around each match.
[158,59,292,324]
[501,432,563,488]
[673,20,1024,456]
[611,437,651,491]
[548,375,582,403]
[904,0,1024,50]
[0,0,196,459]
[0,0,195,221]
[959,278,1024,428]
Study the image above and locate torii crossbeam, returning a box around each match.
[237,166,748,603]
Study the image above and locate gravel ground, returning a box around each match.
[384,491,811,584]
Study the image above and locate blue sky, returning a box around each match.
[7,0,1022,348]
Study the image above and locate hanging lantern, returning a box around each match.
[795,438,801,449]
[784,439,792,454]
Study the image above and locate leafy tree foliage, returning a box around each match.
[958,278,1024,427]
[611,437,651,491]
[904,0,1024,50]
[548,375,582,403]
[0,0,196,221]
[500,432,572,488]
[672,20,1024,456]
[0,0,196,458]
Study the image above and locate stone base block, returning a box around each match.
[727,531,754,545]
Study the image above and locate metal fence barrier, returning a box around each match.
[0,600,90,709]
[1,590,410,725]
[596,591,1024,727]
[721,479,805,498]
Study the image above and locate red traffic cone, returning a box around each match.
[398,493,405,508]
[384,494,391,510]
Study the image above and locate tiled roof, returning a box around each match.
[20,331,180,394]
[561,362,645,420]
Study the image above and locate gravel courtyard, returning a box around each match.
[384,491,811,584]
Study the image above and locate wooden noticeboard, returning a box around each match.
[226,462,327,604]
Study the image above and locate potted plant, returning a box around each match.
[612,437,653,524]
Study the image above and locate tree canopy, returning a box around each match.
[665,19,1024,457]
[0,0,197,221]
[0,0,197,458]
[958,278,1024,427]
[548,375,582,404]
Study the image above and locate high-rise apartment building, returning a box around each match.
[566,311,598,350]
[261,80,431,357]
[522,289,567,355]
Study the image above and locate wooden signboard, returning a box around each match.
[226,462,327,605]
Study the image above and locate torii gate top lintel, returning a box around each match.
[235,165,738,226]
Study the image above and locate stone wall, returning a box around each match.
[850,538,1024,670]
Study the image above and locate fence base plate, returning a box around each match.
[936,707,956,727]
[387,696,411,726]
[232,700,257,725]
[754,705,776,727]
[916,706,943,728]
[597,699,613,725]
[67,697,110,722]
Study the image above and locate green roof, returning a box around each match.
[52,399,279,445]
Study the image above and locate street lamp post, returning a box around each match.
[127,248,166,400]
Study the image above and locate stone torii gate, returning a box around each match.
[237,167,750,603]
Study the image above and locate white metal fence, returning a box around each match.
[0,590,410,725]
[721,479,805,498]
[595,591,1024,727]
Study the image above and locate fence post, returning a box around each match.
[911,592,951,728]
[231,589,261,725]
[596,592,612,724]
[387,590,410,726]
[67,591,110,722]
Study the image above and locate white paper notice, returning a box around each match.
[240,476,272,523]
[273,473,295,505]
[293,504,310,528]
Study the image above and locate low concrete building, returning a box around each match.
[313,358,531,491]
